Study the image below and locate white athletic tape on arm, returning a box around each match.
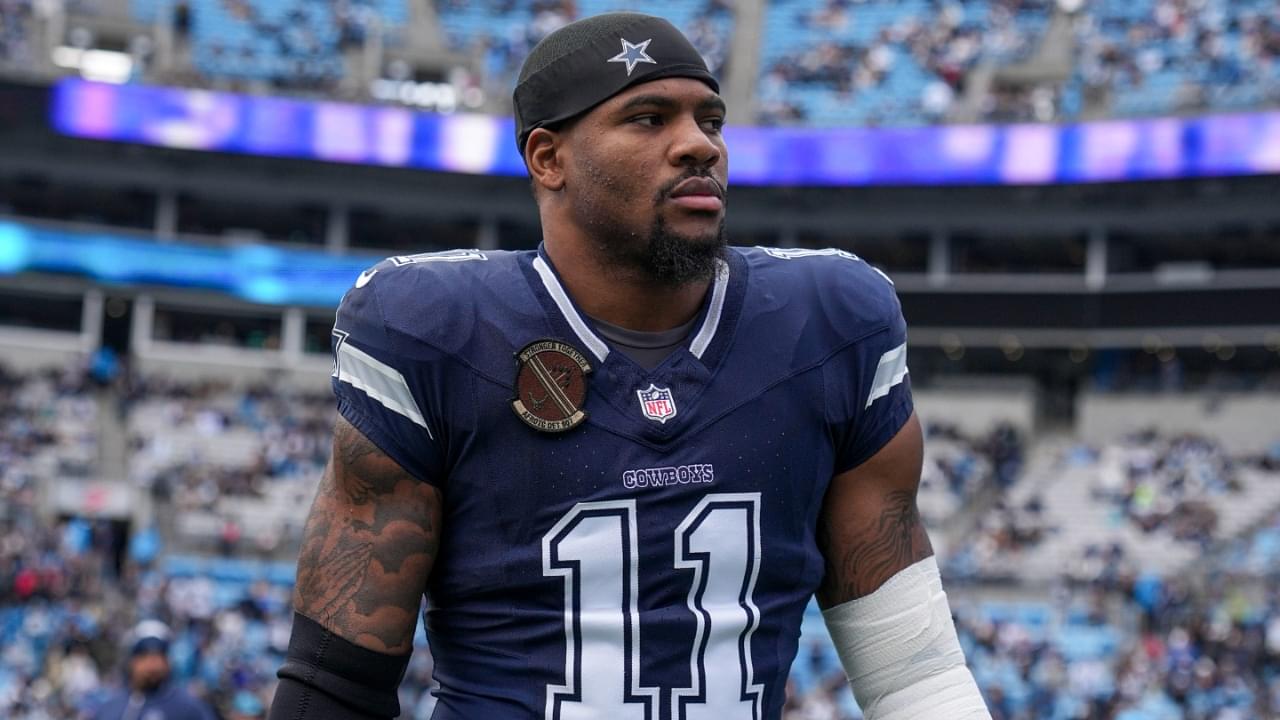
[820,556,991,720]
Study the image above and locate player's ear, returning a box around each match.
[526,127,567,194]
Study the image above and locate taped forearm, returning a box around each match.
[270,612,411,720]
[821,556,990,720]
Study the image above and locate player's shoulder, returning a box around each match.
[737,245,903,339]
[358,248,514,299]
[336,248,531,354]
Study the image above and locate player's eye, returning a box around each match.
[701,116,725,133]
[629,114,663,127]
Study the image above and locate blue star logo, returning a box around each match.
[607,37,657,77]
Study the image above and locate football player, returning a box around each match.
[271,12,990,720]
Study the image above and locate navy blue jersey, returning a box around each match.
[330,245,913,720]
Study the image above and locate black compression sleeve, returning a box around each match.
[270,612,411,720]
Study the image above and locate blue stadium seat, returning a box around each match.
[266,560,297,586]
[208,557,259,583]
[164,553,204,578]
[757,0,1051,126]
[433,0,734,90]
[1073,0,1278,119]
[134,0,406,85]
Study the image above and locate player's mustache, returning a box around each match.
[654,173,727,205]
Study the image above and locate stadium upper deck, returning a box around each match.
[2,0,1278,125]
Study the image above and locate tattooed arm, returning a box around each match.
[293,415,441,651]
[270,416,442,719]
[816,411,930,607]
[817,412,990,719]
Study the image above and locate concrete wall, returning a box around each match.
[1078,393,1280,455]
[914,388,1036,436]
[0,329,90,371]
[134,344,332,391]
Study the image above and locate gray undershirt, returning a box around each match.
[587,314,698,371]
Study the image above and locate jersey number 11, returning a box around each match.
[542,493,765,720]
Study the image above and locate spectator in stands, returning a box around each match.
[1075,0,1280,118]
[4,360,1280,716]
[984,422,1024,488]
[758,0,1053,126]
[91,620,217,720]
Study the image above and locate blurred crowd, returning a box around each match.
[192,0,335,89]
[1223,507,1280,577]
[917,421,1025,526]
[1092,432,1240,546]
[781,570,1280,719]
[0,364,97,488]
[160,0,403,91]
[127,376,331,512]
[758,0,1051,125]
[960,491,1053,572]
[2,361,1280,718]
[6,0,1280,123]
[434,0,735,94]
[1106,572,1280,720]
[949,428,1276,587]
[981,574,1280,719]
[10,530,1280,720]
[1075,0,1280,116]
[0,364,409,719]
[936,421,1026,490]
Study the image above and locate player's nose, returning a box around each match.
[667,115,722,170]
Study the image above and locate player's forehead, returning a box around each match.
[592,77,726,117]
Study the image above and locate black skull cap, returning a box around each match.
[513,12,719,158]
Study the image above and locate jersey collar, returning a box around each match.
[522,245,749,445]
[530,252,611,363]
[528,244,739,370]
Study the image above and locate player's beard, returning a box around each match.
[588,183,727,288]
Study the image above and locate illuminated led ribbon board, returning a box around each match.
[51,79,1280,186]
[0,220,372,306]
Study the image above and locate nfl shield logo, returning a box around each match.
[636,383,678,424]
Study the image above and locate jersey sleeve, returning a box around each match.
[330,270,447,487]
[823,283,914,475]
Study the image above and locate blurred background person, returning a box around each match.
[91,620,217,720]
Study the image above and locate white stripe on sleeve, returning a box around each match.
[336,342,433,439]
[865,342,909,409]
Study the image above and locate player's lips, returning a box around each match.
[667,177,724,212]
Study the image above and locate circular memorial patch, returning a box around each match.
[511,340,592,433]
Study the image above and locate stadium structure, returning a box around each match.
[0,0,1279,718]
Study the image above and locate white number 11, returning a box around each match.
[542,493,764,720]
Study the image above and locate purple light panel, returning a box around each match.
[51,79,1280,186]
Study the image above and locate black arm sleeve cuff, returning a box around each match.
[270,612,411,720]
